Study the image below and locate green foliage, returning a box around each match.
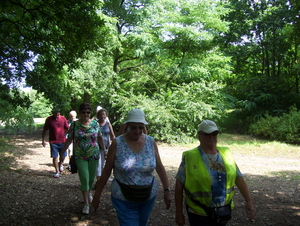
[56,0,234,143]
[9,0,300,141]
[228,73,299,125]
[0,136,16,171]
[111,80,230,143]
[1,0,111,109]
[249,106,300,144]
[218,0,300,128]
[0,85,31,108]
[27,90,52,118]
[0,89,38,135]
[1,106,36,136]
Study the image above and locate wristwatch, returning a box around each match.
[164,188,171,192]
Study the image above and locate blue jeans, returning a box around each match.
[111,195,156,226]
[186,205,228,226]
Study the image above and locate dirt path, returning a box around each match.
[0,129,299,226]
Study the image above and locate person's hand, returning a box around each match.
[163,190,172,209]
[175,212,185,226]
[92,195,100,213]
[42,141,47,147]
[245,200,255,221]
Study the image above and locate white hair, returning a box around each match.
[69,110,77,117]
[96,106,102,112]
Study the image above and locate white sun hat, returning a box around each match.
[123,109,148,125]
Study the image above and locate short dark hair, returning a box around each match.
[79,103,92,113]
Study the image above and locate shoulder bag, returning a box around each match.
[69,122,77,174]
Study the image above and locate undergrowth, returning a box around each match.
[0,136,17,171]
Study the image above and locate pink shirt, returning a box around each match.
[43,115,69,143]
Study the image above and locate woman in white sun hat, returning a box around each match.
[118,109,148,136]
[93,109,172,226]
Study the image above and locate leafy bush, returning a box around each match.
[249,106,300,144]
[111,82,229,143]
[0,136,16,171]
[0,94,36,135]
[27,91,53,118]
[2,107,36,135]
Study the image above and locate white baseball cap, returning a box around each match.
[198,120,221,134]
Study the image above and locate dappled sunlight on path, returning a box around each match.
[0,128,299,225]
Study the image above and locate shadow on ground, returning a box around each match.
[0,129,299,226]
[1,167,299,225]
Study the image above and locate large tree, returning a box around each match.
[2,0,234,140]
[219,0,300,124]
[75,0,233,141]
[0,0,110,109]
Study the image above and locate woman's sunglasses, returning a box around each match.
[130,126,144,130]
[81,111,91,114]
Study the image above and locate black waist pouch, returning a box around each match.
[207,204,232,224]
[191,198,232,225]
[117,177,154,202]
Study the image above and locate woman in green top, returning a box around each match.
[61,103,105,215]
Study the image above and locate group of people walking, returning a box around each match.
[42,103,255,226]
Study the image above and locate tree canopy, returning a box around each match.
[1,0,111,108]
[219,0,300,125]
[1,0,299,141]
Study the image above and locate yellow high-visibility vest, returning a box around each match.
[183,147,236,215]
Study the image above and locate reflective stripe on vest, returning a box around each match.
[183,147,236,215]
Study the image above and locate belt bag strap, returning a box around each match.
[189,197,232,215]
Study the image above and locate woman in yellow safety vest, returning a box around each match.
[175,120,255,226]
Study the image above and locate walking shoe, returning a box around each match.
[82,204,89,215]
[89,193,93,203]
[53,172,60,178]
[59,164,64,172]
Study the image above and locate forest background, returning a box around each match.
[1,0,300,143]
